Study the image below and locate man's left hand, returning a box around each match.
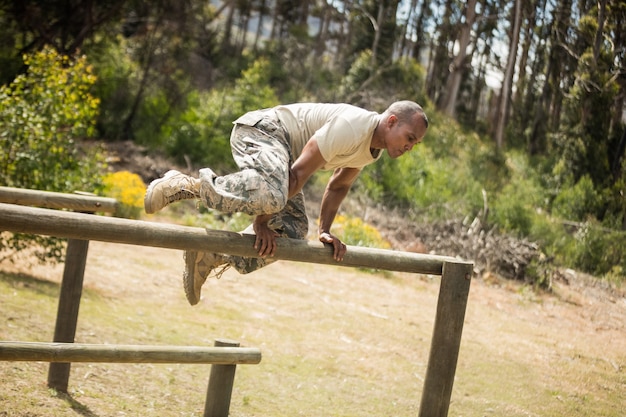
[319,232,347,261]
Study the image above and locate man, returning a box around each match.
[145,101,428,305]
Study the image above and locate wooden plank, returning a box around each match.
[418,260,473,417]
[0,186,117,213]
[0,342,262,365]
[0,203,454,275]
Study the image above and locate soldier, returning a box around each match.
[145,101,428,305]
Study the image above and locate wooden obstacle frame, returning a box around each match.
[0,186,473,417]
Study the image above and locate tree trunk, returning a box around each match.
[253,0,267,52]
[398,0,417,58]
[441,0,477,117]
[370,3,384,67]
[236,3,253,56]
[221,1,235,51]
[411,0,431,62]
[428,0,455,105]
[315,0,332,58]
[494,0,522,149]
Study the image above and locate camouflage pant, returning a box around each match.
[198,110,308,274]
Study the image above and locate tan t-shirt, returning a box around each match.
[274,103,383,170]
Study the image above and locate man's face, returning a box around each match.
[385,115,427,159]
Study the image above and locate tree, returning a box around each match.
[493,0,521,149]
[1,0,126,56]
[0,47,103,262]
[441,0,478,117]
[554,0,619,187]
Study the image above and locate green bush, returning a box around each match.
[339,51,427,105]
[490,153,546,236]
[359,112,485,221]
[552,175,602,221]
[89,36,139,141]
[568,222,626,279]
[164,57,279,170]
[0,47,104,263]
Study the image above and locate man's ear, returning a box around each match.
[387,114,398,128]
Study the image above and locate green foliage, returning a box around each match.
[102,171,146,219]
[567,222,626,278]
[552,175,603,222]
[164,57,279,170]
[491,153,546,236]
[357,106,624,284]
[492,185,535,237]
[0,47,105,263]
[339,51,427,105]
[360,109,484,221]
[0,48,102,189]
[89,36,139,140]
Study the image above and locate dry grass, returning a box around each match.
[1,232,625,416]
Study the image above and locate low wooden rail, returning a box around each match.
[0,339,259,417]
[0,201,451,274]
[0,341,261,364]
[0,196,473,417]
[0,187,118,396]
[0,185,118,213]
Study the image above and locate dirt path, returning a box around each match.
[1,239,625,416]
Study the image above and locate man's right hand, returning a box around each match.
[253,214,278,258]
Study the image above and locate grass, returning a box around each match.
[1,235,625,416]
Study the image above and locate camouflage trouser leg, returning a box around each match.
[197,113,306,274]
[198,123,290,215]
[225,192,308,274]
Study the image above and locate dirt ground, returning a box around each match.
[1,234,625,416]
[1,142,625,415]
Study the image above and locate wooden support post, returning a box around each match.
[204,339,241,417]
[47,237,90,392]
[418,260,472,417]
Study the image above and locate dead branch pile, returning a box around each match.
[375,213,542,281]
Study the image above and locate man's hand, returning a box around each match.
[253,214,278,257]
[319,231,347,261]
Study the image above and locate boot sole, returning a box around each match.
[144,170,182,214]
[183,250,201,305]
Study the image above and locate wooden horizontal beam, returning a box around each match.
[0,341,261,365]
[0,186,118,213]
[0,203,456,275]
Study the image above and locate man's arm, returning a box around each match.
[253,138,327,257]
[288,138,327,198]
[318,167,361,261]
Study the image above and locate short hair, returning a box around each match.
[386,100,429,128]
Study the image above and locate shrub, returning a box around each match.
[102,171,146,219]
[552,175,602,221]
[490,153,546,236]
[568,222,626,279]
[0,47,104,263]
[164,57,279,170]
[332,215,391,250]
[0,47,102,191]
[339,51,427,106]
[89,36,139,141]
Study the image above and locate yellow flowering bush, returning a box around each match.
[102,171,146,219]
[332,214,391,249]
